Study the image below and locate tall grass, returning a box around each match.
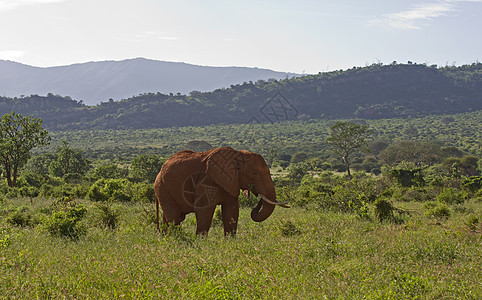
[1,198,481,299]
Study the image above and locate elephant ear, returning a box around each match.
[204,147,242,198]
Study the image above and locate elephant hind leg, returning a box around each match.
[158,199,185,234]
[161,209,184,232]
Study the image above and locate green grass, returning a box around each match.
[1,198,481,299]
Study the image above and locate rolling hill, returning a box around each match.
[0,62,481,130]
[0,58,297,105]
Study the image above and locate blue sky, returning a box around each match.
[0,0,480,73]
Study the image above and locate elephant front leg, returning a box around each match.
[194,206,216,235]
[221,197,239,236]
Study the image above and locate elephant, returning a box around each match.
[154,147,289,236]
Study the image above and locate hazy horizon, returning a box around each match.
[0,1,481,74]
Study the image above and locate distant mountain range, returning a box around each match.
[0,58,297,105]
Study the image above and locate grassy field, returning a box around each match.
[1,197,481,299]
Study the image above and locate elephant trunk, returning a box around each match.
[250,199,275,223]
[250,192,289,222]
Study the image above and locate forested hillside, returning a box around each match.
[1,62,481,130]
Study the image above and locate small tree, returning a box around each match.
[0,112,50,187]
[326,121,369,179]
[49,141,91,178]
[379,141,441,166]
[130,154,165,183]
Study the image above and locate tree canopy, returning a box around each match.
[326,121,370,179]
[0,111,50,187]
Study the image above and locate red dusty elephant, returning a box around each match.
[154,147,289,236]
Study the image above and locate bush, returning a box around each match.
[2,187,20,198]
[7,206,38,227]
[292,176,333,207]
[389,168,424,187]
[290,174,386,213]
[462,176,482,194]
[425,202,451,219]
[436,188,465,205]
[19,172,46,188]
[371,168,382,175]
[132,183,155,203]
[39,184,54,198]
[43,204,87,239]
[87,179,133,202]
[374,199,394,222]
[93,202,121,229]
[38,183,87,199]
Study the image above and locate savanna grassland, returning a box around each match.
[1,199,481,299]
[1,111,482,299]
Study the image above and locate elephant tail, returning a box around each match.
[155,184,161,233]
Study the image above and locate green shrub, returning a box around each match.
[425,202,451,218]
[374,199,394,222]
[87,179,133,202]
[44,204,87,239]
[93,202,121,229]
[132,182,155,203]
[389,168,424,187]
[39,184,54,198]
[6,206,38,227]
[436,188,465,204]
[86,180,107,202]
[5,187,20,198]
[462,176,482,194]
[19,172,46,188]
[104,179,133,201]
[371,168,382,175]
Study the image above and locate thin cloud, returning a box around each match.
[0,0,66,11]
[371,0,482,29]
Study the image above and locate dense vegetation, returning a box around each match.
[38,110,481,163]
[0,109,481,297]
[1,62,481,130]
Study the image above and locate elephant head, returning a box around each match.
[204,147,289,223]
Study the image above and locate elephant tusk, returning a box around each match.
[259,194,290,208]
